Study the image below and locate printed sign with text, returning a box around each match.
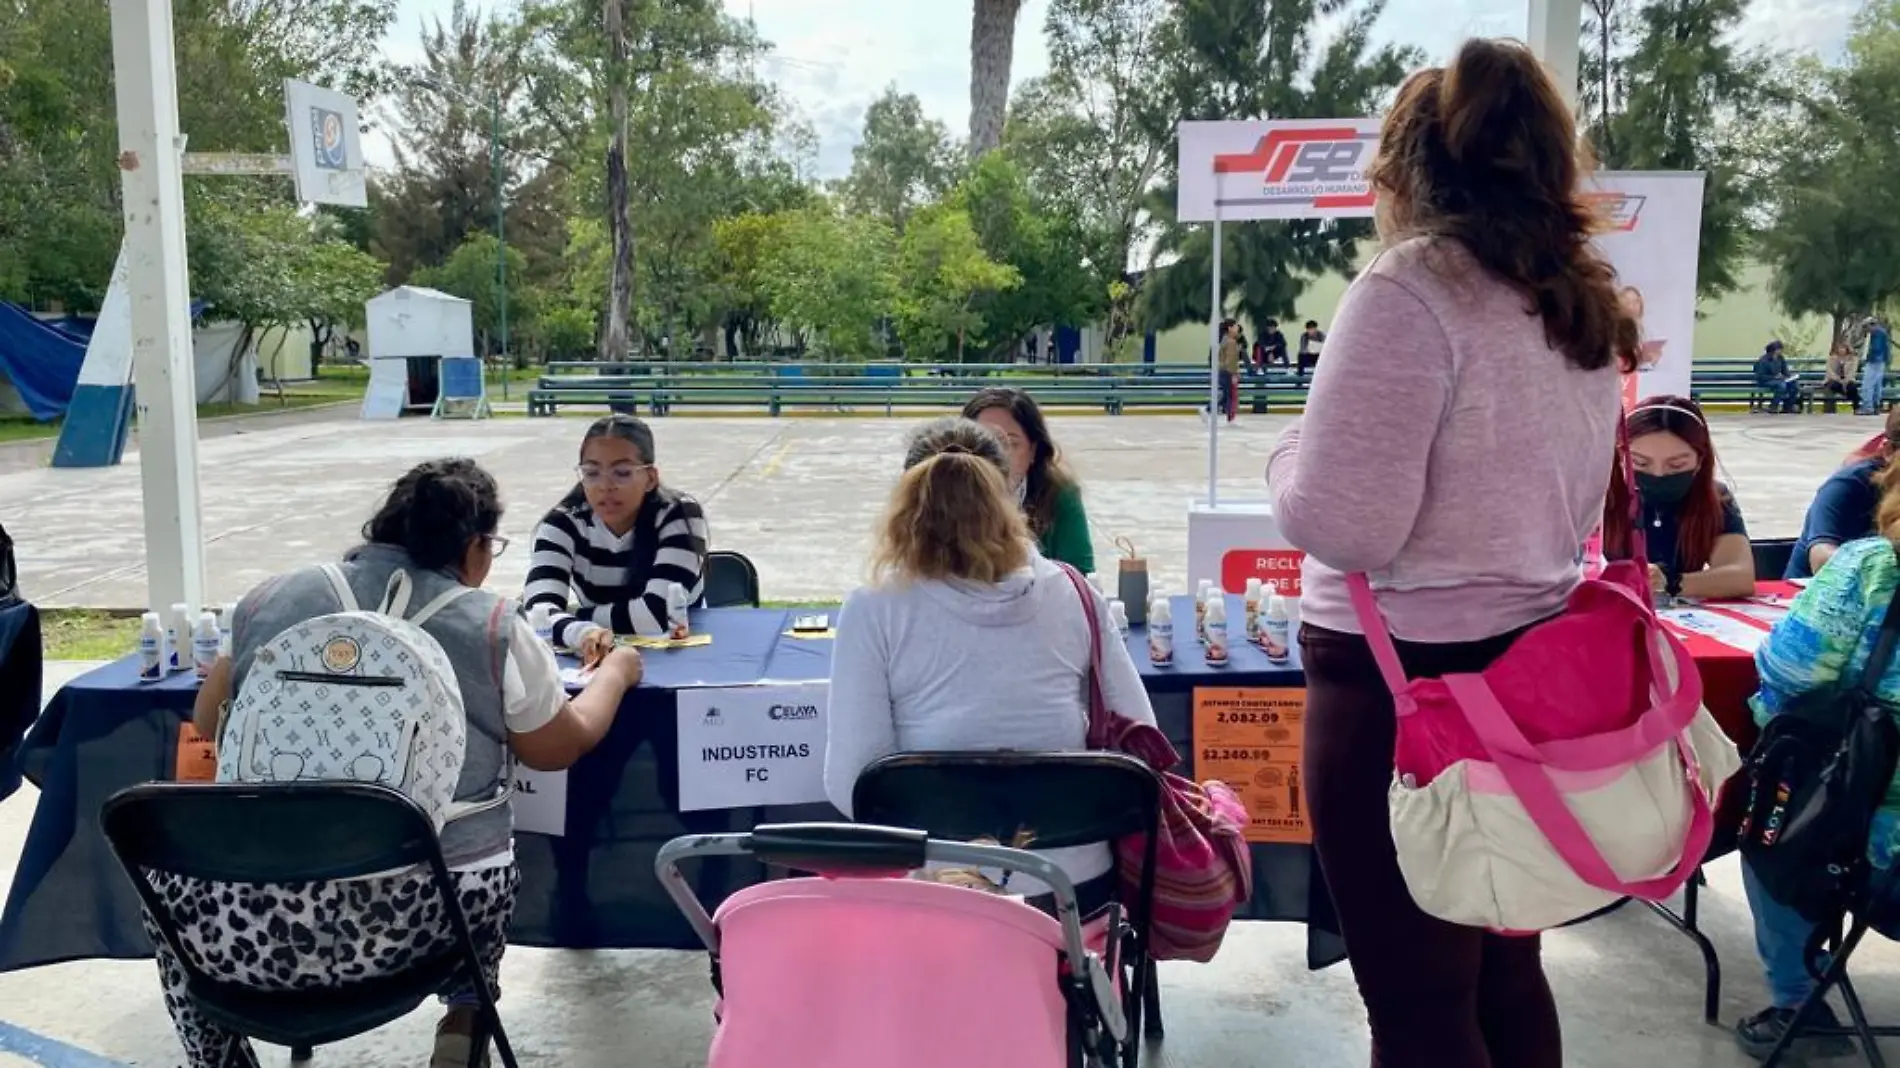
[512,766,568,837]
[1192,688,1310,844]
[1220,548,1305,596]
[677,682,830,811]
[174,722,217,782]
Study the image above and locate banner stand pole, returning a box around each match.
[1207,203,1223,510]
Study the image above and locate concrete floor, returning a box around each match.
[5,408,1900,1066]
[0,408,1885,609]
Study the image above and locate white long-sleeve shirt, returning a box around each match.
[824,549,1158,889]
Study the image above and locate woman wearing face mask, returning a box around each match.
[1604,395,1756,599]
[961,387,1095,572]
[524,415,710,663]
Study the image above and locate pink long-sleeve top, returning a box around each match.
[1266,237,1622,644]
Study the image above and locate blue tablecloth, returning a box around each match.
[0,599,1339,972]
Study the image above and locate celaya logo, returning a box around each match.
[768,703,819,721]
[1585,191,1646,232]
[702,707,723,726]
[1214,127,1376,211]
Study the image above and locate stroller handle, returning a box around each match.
[654,822,1095,972]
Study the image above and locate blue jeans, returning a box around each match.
[1861,360,1887,412]
[1742,856,1824,1009]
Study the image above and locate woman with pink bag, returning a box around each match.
[1265,39,1640,1067]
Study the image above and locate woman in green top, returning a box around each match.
[963,387,1095,572]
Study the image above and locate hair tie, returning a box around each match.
[938,444,970,456]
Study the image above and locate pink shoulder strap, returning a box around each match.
[1056,563,1112,748]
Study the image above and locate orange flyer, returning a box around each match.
[1191,687,1310,845]
[174,722,217,783]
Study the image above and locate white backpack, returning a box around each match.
[216,565,506,830]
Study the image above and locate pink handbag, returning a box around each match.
[1347,429,1740,931]
[1059,565,1252,962]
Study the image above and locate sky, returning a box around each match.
[370,0,1862,177]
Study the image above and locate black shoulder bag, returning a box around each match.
[1739,551,1900,926]
[0,522,16,607]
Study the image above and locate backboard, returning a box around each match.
[283,79,367,208]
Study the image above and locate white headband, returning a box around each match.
[1628,403,1706,428]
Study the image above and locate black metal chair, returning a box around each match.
[852,751,1163,1068]
[700,550,761,609]
[1761,870,1900,1067]
[100,782,518,1068]
[1753,537,1799,582]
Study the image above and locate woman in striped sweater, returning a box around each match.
[525,415,710,663]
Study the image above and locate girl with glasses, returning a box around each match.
[524,415,710,663]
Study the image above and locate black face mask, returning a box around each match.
[1636,471,1697,506]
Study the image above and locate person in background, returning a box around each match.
[1861,317,1891,415]
[1264,39,1634,1068]
[181,459,644,1068]
[963,387,1095,572]
[524,415,709,662]
[824,417,1156,912]
[1787,408,1900,578]
[1264,318,1290,369]
[1754,341,1803,414]
[1297,319,1327,378]
[1218,319,1242,422]
[1825,339,1863,410]
[1738,489,1900,1057]
[1604,396,1757,599]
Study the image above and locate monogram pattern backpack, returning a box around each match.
[217,565,503,830]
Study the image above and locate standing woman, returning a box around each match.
[1603,396,1756,598]
[1265,40,1637,1068]
[962,387,1096,572]
[525,415,710,659]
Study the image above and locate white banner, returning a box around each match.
[511,766,567,837]
[283,79,368,208]
[1177,119,1381,222]
[1588,172,1705,405]
[677,682,830,812]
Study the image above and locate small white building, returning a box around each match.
[361,286,475,419]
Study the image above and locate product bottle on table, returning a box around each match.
[1148,597,1174,666]
[138,612,167,682]
[528,603,556,647]
[192,612,221,679]
[1262,583,1291,664]
[167,603,190,673]
[1244,577,1263,642]
[666,582,691,640]
[1196,580,1213,642]
[1204,596,1230,666]
[1108,598,1128,637]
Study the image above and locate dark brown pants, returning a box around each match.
[1301,623,1563,1068]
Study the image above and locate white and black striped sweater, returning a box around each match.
[523,491,710,645]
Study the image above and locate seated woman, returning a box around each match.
[185,458,645,1068]
[1825,340,1863,410]
[961,387,1095,572]
[1737,486,1900,1056]
[1604,396,1756,599]
[824,417,1155,912]
[1789,409,1900,578]
[524,415,710,662]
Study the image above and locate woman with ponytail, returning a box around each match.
[823,417,1155,910]
[1265,38,1639,1066]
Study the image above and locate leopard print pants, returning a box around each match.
[140,863,519,1068]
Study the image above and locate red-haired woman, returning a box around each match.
[1604,395,1756,598]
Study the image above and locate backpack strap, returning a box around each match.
[408,584,474,627]
[376,571,413,617]
[1854,544,1900,696]
[1344,574,1413,701]
[319,564,361,613]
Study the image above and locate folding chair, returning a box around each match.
[700,550,761,609]
[852,751,1163,1068]
[1761,869,1900,1068]
[100,782,518,1068]
[1752,537,1798,582]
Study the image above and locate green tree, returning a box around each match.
[896,206,1021,360]
[1597,0,1766,299]
[838,88,959,233]
[413,232,536,355]
[713,210,794,356]
[757,207,898,359]
[1137,0,1415,334]
[950,153,1100,354]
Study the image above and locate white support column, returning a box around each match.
[1527,0,1584,110]
[110,0,206,614]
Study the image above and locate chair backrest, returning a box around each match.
[1752,537,1797,581]
[101,781,447,885]
[851,751,1160,853]
[701,550,761,609]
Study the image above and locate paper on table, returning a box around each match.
[622,633,713,651]
[1661,607,1769,654]
[781,629,838,641]
[560,665,595,687]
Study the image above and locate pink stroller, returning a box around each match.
[656,822,1132,1068]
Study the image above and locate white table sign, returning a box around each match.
[512,766,568,836]
[677,682,830,812]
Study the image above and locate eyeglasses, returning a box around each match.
[576,463,651,488]
[485,535,511,557]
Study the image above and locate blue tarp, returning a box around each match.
[0,304,87,421]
